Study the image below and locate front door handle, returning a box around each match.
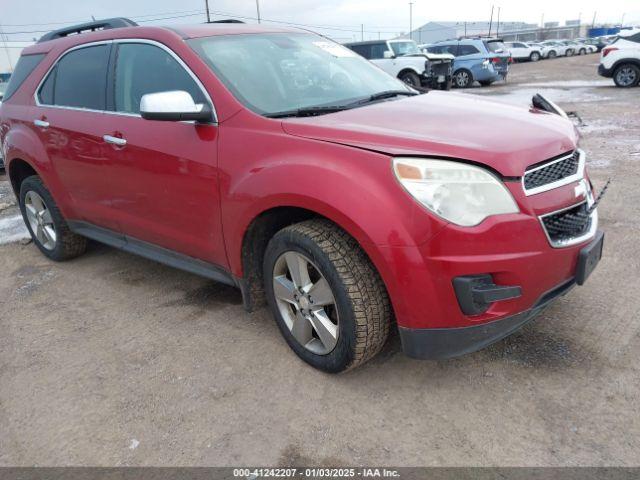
[103,135,127,147]
[34,119,50,128]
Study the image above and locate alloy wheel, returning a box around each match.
[455,71,470,87]
[24,191,56,250]
[616,67,637,87]
[272,251,339,355]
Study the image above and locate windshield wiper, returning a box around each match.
[353,90,418,106]
[265,90,418,118]
[265,105,350,118]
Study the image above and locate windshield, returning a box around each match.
[188,33,409,116]
[484,41,506,53]
[389,41,422,56]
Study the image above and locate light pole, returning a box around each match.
[256,0,262,23]
[205,0,211,23]
[409,1,414,41]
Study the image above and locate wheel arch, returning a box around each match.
[237,201,395,313]
[611,58,640,71]
[396,67,422,79]
[7,157,39,197]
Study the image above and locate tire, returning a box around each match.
[530,51,541,62]
[263,219,391,373]
[19,175,87,261]
[479,80,494,87]
[398,70,421,88]
[613,63,640,88]
[579,48,587,55]
[566,49,574,57]
[548,50,557,59]
[453,69,473,88]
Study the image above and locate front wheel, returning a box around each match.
[566,49,574,57]
[264,219,391,373]
[530,51,541,62]
[579,48,587,55]
[398,71,421,88]
[548,50,557,59]
[19,175,87,261]
[453,69,473,88]
[613,63,640,88]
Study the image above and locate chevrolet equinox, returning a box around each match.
[0,19,605,372]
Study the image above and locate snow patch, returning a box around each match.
[128,439,139,450]
[0,215,30,245]
[471,87,611,107]
[519,80,612,88]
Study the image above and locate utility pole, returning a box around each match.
[488,5,494,37]
[621,13,626,27]
[591,11,597,29]
[256,0,261,23]
[496,6,500,37]
[361,24,364,41]
[205,0,211,23]
[0,24,13,72]
[409,1,414,41]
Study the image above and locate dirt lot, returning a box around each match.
[1,53,639,467]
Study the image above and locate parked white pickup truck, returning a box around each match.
[344,39,455,90]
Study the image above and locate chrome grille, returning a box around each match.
[523,150,584,195]
[540,200,597,248]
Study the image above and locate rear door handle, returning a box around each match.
[34,119,50,128]
[103,135,127,146]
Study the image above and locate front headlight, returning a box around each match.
[393,158,520,227]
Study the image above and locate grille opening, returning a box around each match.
[524,151,580,191]
[542,202,592,244]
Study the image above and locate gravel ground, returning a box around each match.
[1,53,639,467]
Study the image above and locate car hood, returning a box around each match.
[281,91,578,177]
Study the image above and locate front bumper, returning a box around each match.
[399,277,576,359]
[397,230,604,359]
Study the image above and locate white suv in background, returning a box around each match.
[598,29,640,87]
[505,41,542,61]
[344,39,454,89]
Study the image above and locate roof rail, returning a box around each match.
[209,19,245,23]
[37,17,138,43]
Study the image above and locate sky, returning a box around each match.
[1,0,639,71]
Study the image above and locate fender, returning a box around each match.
[4,119,77,217]
[219,116,447,276]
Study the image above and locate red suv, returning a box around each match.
[0,19,604,372]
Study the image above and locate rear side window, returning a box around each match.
[113,43,206,114]
[458,45,480,56]
[2,53,45,101]
[348,44,371,59]
[38,44,110,110]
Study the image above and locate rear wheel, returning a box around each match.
[453,69,473,88]
[579,48,587,55]
[19,176,87,261]
[548,50,557,59]
[613,63,640,88]
[264,219,391,373]
[530,51,541,62]
[398,70,421,87]
[566,49,574,57]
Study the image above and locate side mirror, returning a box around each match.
[140,90,213,123]
[383,50,395,59]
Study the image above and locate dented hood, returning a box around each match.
[281,91,579,177]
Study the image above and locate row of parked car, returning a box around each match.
[343,35,608,90]
[344,37,510,89]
